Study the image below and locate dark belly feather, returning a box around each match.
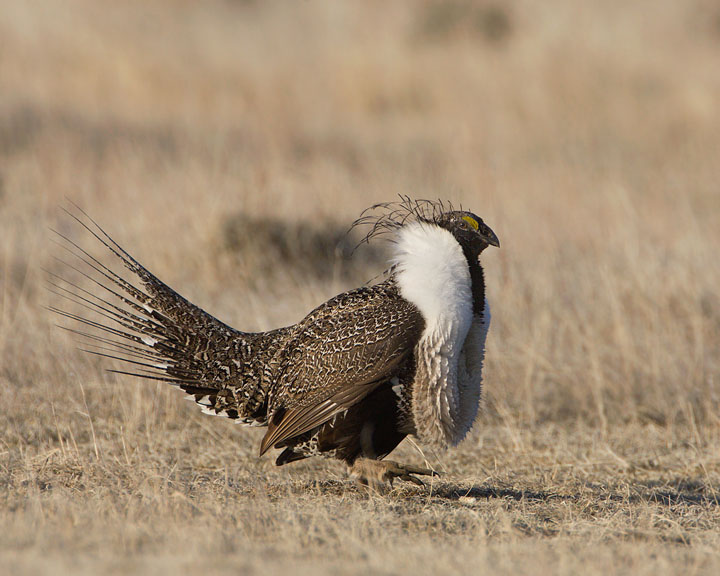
[275,381,410,466]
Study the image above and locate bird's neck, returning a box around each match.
[391,222,473,329]
[460,245,487,317]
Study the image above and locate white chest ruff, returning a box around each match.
[392,223,490,448]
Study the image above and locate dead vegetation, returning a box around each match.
[1,0,719,574]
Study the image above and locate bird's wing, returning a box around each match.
[259,284,424,454]
[48,205,284,424]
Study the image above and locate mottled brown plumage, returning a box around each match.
[50,198,498,486]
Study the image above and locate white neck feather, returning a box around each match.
[392,222,488,448]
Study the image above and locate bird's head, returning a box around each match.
[352,196,499,260]
[436,211,500,258]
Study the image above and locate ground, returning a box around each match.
[1,1,719,574]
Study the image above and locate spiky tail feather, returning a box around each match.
[48,203,288,425]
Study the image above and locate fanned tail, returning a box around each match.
[48,203,287,425]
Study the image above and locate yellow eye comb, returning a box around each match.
[462,216,479,230]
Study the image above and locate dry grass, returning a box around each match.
[1,0,720,574]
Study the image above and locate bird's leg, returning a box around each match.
[350,458,439,490]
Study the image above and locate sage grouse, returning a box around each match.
[50,199,499,486]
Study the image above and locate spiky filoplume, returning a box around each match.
[49,199,499,486]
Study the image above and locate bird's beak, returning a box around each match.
[482,227,500,248]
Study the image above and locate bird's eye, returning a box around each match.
[461,216,479,231]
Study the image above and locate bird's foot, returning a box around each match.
[350,458,439,491]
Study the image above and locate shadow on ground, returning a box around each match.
[283,478,720,508]
[222,213,386,283]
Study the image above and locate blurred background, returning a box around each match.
[2,0,720,434]
[1,2,720,571]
